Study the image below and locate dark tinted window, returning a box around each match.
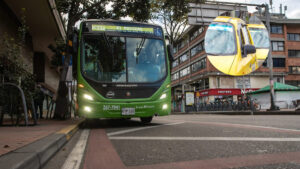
[288,50,300,58]
[271,25,283,34]
[287,33,300,41]
[191,41,204,57]
[273,58,285,67]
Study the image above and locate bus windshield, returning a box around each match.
[248,28,270,48]
[82,35,167,83]
[205,22,236,55]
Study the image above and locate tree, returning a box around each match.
[112,0,151,22]
[151,0,190,45]
[54,0,151,119]
[151,0,206,45]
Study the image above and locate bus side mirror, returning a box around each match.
[167,44,174,62]
[244,45,256,56]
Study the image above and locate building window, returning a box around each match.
[179,52,188,63]
[288,50,300,58]
[191,58,206,72]
[190,41,204,57]
[236,76,250,88]
[179,66,190,77]
[173,46,177,54]
[289,66,300,74]
[172,59,179,68]
[171,72,179,81]
[287,33,300,41]
[286,80,300,87]
[190,27,204,42]
[217,77,220,88]
[271,25,283,34]
[198,78,209,90]
[273,58,285,67]
[272,41,284,51]
[178,39,188,50]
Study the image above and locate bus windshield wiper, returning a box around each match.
[135,38,145,64]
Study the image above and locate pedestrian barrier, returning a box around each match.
[0,83,37,126]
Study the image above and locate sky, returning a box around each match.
[214,0,300,19]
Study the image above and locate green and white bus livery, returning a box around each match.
[76,20,171,123]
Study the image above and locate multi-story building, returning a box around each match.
[0,0,66,93]
[171,14,300,111]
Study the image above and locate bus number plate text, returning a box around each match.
[122,108,135,115]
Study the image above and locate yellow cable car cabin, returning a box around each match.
[205,16,261,76]
[247,23,270,68]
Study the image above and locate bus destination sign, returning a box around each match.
[92,24,154,34]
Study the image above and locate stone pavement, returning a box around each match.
[0,118,84,169]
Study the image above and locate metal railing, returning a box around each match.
[0,83,37,126]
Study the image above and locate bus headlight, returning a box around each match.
[160,93,167,99]
[84,106,92,112]
[162,104,168,110]
[83,94,93,101]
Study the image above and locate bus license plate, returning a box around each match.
[122,108,135,115]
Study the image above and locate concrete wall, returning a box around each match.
[250,91,300,109]
[250,76,269,88]
[209,76,235,88]
[209,76,270,89]
[0,2,33,73]
[0,1,61,91]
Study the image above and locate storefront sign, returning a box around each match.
[197,88,259,97]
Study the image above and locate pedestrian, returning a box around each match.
[34,84,45,119]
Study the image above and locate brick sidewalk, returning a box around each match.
[0,119,81,157]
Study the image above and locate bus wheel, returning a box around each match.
[140,117,153,124]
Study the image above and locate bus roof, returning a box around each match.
[82,19,162,29]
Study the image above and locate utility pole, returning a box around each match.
[182,84,185,113]
[265,4,278,110]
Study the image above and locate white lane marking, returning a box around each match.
[107,122,184,136]
[189,121,300,133]
[109,136,300,142]
[61,129,90,169]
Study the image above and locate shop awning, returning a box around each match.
[248,82,300,95]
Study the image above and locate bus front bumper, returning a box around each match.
[78,100,171,119]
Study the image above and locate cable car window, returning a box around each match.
[205,22,236,55]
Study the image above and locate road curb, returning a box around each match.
[171,111,300,115]
[0,119,85,169]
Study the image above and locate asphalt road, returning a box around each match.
[44,115,300,169]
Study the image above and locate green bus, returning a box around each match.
[76,20,172,123]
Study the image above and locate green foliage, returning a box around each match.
[151,0,207,44]
[55,0,152,30]
[112,0,151,22]
[52,0,152,69]
[151,0,190,44]
[48,38,66,67]
[0,8,35,98]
